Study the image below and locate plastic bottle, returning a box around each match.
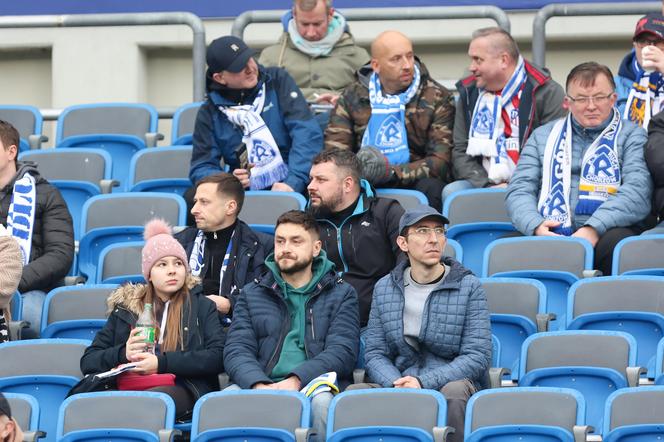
[136,303,156,354]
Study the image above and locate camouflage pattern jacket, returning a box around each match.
[324,60,455,186]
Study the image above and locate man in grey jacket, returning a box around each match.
[506,62,653,276]
[445,27,566,204]
[357,205,491,442]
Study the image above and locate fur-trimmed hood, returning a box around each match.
[106,274,200,315]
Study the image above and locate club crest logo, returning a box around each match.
[472,104,494,135]
[250,140,278,166]
[376,115,404,148]
[583,145,620,184]
[543,181,568,221]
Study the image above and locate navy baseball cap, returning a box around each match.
[398,204,449,234]
[206,35,255,74]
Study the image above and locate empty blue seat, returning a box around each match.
[376,188,429,210]
[128,146,192,194]
[612,234,664,276]
[0,105,44,151]
[171,102,202,146]
[602,386,664,441]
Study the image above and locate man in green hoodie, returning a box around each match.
[224,210,360,441]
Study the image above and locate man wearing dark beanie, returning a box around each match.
[0,392,24,442]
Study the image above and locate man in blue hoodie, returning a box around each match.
[190,35,323,194]
[224,210,360,441]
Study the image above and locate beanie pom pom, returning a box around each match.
[144,218,172,241]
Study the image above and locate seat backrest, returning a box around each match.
[484,237,593,278]
[129,146,192,185]
[56,103,158,143]
[604,387,664,434]
[329,389,446,437]
[171,103,202,144]
[569,276,664,320]
[5,393,40,431]
[19,148,112,184]
[466,387,585,434]
[42,285,116,328]
[613,235,664,275]
[521,331,635,377]
[444,238,461,261]
[82,193,186,233]
[0,339,89,378]
[98,242,144,283]
[0,106,41,139]
[375,188,428,210]
[58,391,174,436]
[239,191,307,225]
[443,188,510,226]
[481,277,546,324]
[193,391,308,435]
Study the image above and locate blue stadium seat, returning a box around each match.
[518,331,639,432]
[240,191,307,225]
[483,237,594,329]
[171,102,202,146]
[602,386,664,441]
[191,390,311,442]
[96,242,144,284]
[567,276,664,377]
[5,393,43,442]
[612,234,664,276]
[492,334,501,368]
[375,188,429,210]
[128,146,192,194]
[0,105,44,152]
[654,338,664,385]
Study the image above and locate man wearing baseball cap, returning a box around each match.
[358,204,491,442]
[0,392,24,442]
[616,13,664,128]
[190,35,323,195]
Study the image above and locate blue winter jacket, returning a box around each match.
[506,112,652,236]
[190,65,323,193]
[364,257,492,391]
[223,258,360,388]
[615,49,641,117]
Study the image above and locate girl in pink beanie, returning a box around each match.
[79,219,225,420]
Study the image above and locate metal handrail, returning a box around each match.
[532,2,660,67]
[0,12,206,101]
[231,5,511,39]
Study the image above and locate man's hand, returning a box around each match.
[206,295,231,314]
[641,45,664,73]
[273,376,302,391]
[572,225,599,247]
[252,382,276,390]
[357,147,392,186]
[534,220,562,237]
[271,182,294,192]
[491,183,508,189]
[232,168,251,188]
[393,376,421,389]
[125,328,147,362]
[131,352,159,375]
[314,93,340,106]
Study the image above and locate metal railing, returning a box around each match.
[231,5,511,39]
[532,2,660,67]
[0,12,206,101]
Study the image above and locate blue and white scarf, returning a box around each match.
[468,56,527,183]
[624,56,664,130]
[287,12,346,58]
[538,110,622,236]
[7,172,36,265]
[220,84,288,190]
[360,64,421,165]
[188,229,235,294]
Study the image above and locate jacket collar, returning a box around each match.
[390,256,471,289]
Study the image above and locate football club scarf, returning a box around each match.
[624,56,664,130]
[7,172,36,265]
[220,83,288,190]
[360,63,421,165]
[538,109,622,235]
[188,229,235,295]
[468,56,527,183]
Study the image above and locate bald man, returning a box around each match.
[445,27,565,203]
[324,30,455,210]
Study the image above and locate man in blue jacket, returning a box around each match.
[224,210,360,441]
[190,35,323,194]
[359,205,491,442]
[506,62,653,276]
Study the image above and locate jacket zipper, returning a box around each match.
[265,288,290,373]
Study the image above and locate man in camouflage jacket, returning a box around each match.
[324,30,455,210]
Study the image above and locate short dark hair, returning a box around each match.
[312,148,362,184]
[566,62,616,92]
[276,210,320,238]
[0,120,19,168]
[195,173,245,213]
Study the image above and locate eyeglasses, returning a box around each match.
[409,226,447,238]
[634,37,664,48]
[566,93,614,106]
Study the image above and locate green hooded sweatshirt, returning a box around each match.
[265,250,335,381]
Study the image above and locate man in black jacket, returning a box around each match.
[175,173,272,321]
[0,120,74,338]
[307,148,404,326]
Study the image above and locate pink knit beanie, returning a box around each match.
[141,219,189,281]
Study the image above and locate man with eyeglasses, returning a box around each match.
[616,13,664,128]
[357,204,491,442]
[507,62,652,276]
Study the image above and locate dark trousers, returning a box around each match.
[413,177,445,212]
[149,384,195,421]
[595,226,641,276]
